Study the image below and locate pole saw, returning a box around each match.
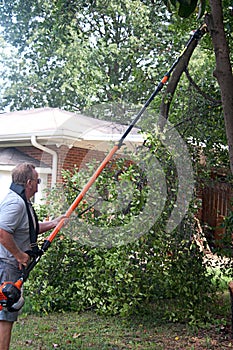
[0,24,207,312]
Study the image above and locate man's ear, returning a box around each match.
[26,179,32,188]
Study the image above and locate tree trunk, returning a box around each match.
[207,0,233,175]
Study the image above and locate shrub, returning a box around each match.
[26,153,219,325]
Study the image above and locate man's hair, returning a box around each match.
[12,163,36,185]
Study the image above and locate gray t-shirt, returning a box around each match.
[0,189,30,267]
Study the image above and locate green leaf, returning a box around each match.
[178,0,198,17]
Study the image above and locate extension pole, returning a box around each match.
[24,24,207,278]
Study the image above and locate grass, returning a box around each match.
[10,262,233,349]
[11,294,233,350]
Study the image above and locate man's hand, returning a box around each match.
[39,215,68,234]
[0,228,30,270]
[52,215,68,228]
[15,251,30,270]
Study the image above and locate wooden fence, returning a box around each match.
[200,181,233,243]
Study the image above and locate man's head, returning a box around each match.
[12,163,40,199]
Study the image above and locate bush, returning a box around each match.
[25,154,220,325]
[25,220,217,325]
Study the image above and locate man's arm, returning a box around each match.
[38,215,67,234]
[0,228,29,269]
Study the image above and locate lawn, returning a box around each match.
[11,301,233,350]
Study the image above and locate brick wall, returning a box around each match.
[17,145,105,183]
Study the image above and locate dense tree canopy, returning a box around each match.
[0,1,173,111]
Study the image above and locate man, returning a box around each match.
[0,163,66,350]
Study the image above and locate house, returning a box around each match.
[0,108,144,203]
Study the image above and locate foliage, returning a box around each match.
[217,206,233,257]
[25,219,217,324]
[163,0,207,18]
[168,48,229,172]
[0,0,173,112]
[29,154,221,325]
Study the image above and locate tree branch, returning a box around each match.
[185,68,222,106]
[159,34,201,123]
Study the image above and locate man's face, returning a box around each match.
[30,170,39,194]
[25,169,39,199]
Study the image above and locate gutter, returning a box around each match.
[31,135,58,186]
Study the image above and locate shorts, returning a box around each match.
[0,260,22,322]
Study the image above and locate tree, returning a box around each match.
[0,0,173,113]
[207,0,233,175]
[161,0,233,174]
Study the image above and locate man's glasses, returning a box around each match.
[31,178,41,184]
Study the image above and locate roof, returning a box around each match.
[0,108,144,149]
[0,147,49,167]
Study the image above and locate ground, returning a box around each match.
[11,311,233,349]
